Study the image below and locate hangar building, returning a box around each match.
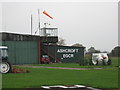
[0,27,85,65]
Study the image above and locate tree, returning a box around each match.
[72,43,84,47]
[88,47,96,53]
[87,47,101,54]
[102,51,108,53]
[57,37,66,46]
[110,46,120,57]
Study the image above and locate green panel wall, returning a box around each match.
[44,45,85,65]
[2,41,38,65]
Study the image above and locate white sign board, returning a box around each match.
[57,49,79,59]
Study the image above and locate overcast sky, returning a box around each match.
[0,1,118,52]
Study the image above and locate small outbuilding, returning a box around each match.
[43,45,85,65]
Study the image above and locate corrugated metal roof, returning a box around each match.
[0,32,58,43]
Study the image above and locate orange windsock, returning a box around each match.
[43,11,53,19]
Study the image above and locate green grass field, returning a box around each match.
[2,57,119,89]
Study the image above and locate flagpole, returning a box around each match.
[38,9,40,36]
[31,14,33,35]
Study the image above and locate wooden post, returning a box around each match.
[38,40,41,64]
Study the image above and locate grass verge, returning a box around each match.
[2,57,119,89]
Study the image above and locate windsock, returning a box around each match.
[43,11,53,19]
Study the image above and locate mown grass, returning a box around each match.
[2,57,119,89]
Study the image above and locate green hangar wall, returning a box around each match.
[2,41,38,65]
[1,32,58,65]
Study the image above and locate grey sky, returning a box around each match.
[0,1,118,52]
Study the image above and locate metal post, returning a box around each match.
[31,14,33,35]
[38,9,40,36]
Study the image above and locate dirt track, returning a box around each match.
[17,65,103,70]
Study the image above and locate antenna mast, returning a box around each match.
[38,9,40,36]
[31,14,33,35]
